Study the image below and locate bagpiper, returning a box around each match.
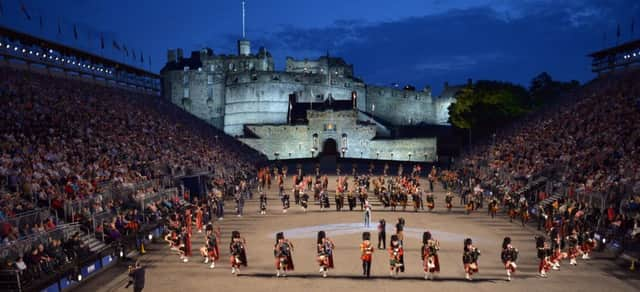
[388,234,404,277]
[199,224,220,269]
[549,226,563,270]
[501,237,518,281]
[426,192,435,212]
[259,192,268,215]
[463,238,480,281]
[320,188,330,211]
[274,232,294,277]
[195,206,204,233]
[281,191,290,213]
[536,235,551,278]
[566,230,579,266]
[300,190,309,212]
[360,232,375,278]
[445,192,453,212]
[519,198,530,227]
[488,197,498,219]
[229,230,248,275]
[317,231,335,278]
[421,231,440,280]
[579,230,596,260]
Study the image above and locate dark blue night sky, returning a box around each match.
[1,0,639,94]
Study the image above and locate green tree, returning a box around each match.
[448,80,530,132]
[529,72,580,106]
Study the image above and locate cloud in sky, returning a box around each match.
[2,0,638,94]
[245,0,639,94]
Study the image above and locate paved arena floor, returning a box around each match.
[77,177,639,292]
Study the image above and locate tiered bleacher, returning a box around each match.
[451,69,640,264]
[0,65,264,291]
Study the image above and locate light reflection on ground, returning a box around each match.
[272,222,484,243]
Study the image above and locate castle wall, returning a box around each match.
[163,70,226,129]
[161,47,454,136]
[222,72,367,135]
[365,85,451,126]
[239,110,437,161]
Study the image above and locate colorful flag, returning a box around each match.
[57,21,62,36]
[20,2,31,20]
[73,25,78,40]
[112,40,121,50]
[140,51,144,63]
[123,45,129,56]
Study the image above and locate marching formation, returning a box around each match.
[156,164,601,282]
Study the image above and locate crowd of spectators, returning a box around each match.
[454,69,640,253]
[0,66,262,243]
[3,231,91,283]
[0,66,263,284]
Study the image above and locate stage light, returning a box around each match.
[61,58,65,62]
[42,54,47,58]
[22,49,26,53]
[0,42,3,47]
[148,233,153,240]
[36,52,39,56]
[29,50,33,54]
[72,61,76,65]
[14,46,18,51]
[5,44,9,49]
[77,274,83,281]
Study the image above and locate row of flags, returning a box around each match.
[1,0,151,68]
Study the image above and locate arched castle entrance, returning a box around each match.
[321,138,338,156]
[319,138,338,172]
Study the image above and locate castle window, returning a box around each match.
[183,87,190,98]
[183,74,188,85]
[210,64,215,72]
[183,66,189,71]
[207,75,213,85]
[272,75,280,81]
[207,87,213,98]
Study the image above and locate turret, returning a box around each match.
[238,39,251,56]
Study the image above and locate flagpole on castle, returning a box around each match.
[242,0,246,39]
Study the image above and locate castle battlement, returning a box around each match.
[161,36,456,136]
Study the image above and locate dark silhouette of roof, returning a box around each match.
[0,25,158,78]
[588,39,640,58]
